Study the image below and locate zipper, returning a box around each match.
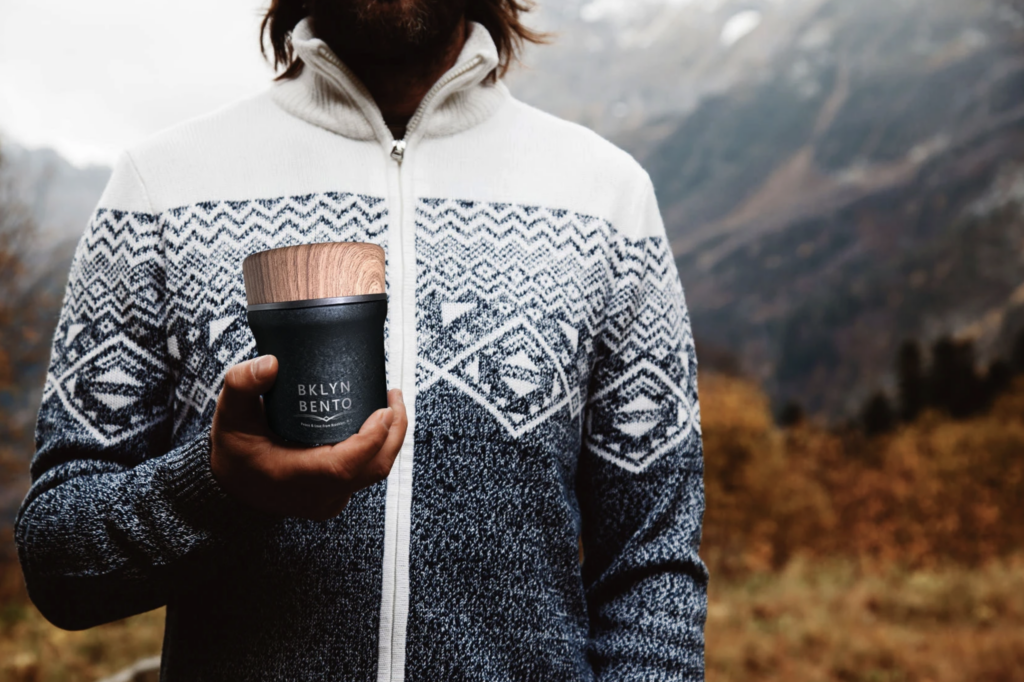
[387,54,483,165]
[315,44,483,166]
[399,55,484,152]
[383,56,487,682]
[314,45,486,682]
[390,139,406,162]
[314,46,484,388]
[382,52,483,400]
[385,146,405,682]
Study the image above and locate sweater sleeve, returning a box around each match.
[578,171,709,681]
[14,151,272,631]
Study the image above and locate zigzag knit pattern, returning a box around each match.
[40,208,169,451]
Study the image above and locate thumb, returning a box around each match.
[217,355,278,431]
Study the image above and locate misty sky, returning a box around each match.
[0,0,275,167]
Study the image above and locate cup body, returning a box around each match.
[246,293,388,446]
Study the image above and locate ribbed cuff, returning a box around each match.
[159,427,278,532]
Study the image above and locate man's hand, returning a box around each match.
[210,354,407,521]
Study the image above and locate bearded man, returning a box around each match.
[15,1,709,679]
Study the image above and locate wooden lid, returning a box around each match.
[242,242,385,306]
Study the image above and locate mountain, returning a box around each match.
[0,139,111,247]
[510,0,1024,417]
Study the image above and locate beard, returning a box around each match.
[309,0,469,64]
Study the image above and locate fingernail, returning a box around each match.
[395,388,404,403]
[254,355,273,378]
[380,407,395,428]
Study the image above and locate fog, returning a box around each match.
[0,0,273,166]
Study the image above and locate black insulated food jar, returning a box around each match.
[246,294,388,446]
[242,242,389,447]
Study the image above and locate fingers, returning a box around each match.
[350,388,408,489]
[294,388,406,489]
[214,385,408,522]
[380,388,409,463]
[319,401,397,482]
[216,355,278,431]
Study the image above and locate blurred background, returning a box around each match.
[2,0,1024,679]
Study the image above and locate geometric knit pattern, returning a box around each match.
[414,198,699,472]
[585,225,700,473]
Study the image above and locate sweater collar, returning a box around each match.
[269,16,509,144]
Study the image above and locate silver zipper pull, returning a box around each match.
[390,139,406,162]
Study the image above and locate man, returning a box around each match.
[15,0,709,679]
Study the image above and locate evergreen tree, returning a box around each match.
[984,359,1013,407]
[862,391,896,436]
[929,337,984,418]
[896,339,926,422]
[777,400,804,427]
[1011,329,1024,375]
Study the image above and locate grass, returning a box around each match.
[2,556,1023,681]
[706,555,1024,682]
[0,604,164,682]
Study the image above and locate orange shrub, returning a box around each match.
[699,373,1024,576]
[699,374,836,576]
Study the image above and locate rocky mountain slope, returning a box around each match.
[511,0,1024,416]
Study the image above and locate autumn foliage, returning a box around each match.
[700,372,1024,577]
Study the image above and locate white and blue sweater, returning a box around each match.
[15,17,708,681]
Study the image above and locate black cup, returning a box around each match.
[246,293,388,446]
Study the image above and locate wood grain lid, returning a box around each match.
[242,242,385,306]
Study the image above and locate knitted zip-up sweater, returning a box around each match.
[15,17,708,682]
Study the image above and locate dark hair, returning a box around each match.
[259,0,549,83]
